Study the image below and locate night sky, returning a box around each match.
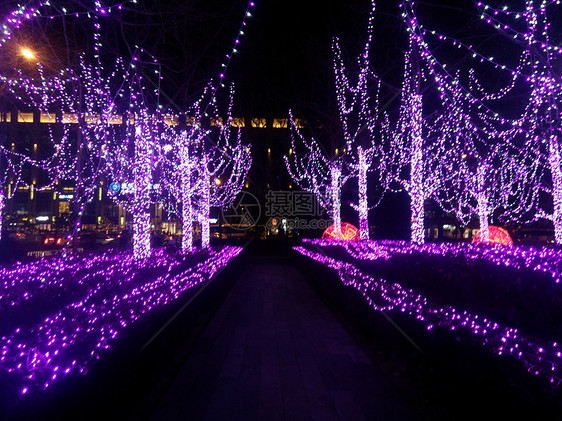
[115,0,402,119]
[119,0,542,122]
[109,0,410,116]
[5,0,542,122]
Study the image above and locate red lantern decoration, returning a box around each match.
[322,222,360,241]
[472,226,513,246]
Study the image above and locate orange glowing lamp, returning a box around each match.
[322,222,360,241]
[472,226,513,246]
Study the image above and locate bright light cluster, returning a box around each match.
[0,246,242,396]
[472,225,513,246]
[295,241,562,388]
[321,222,359,242]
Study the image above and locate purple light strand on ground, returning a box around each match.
[295,244,562,387]
[0,246,241,395]
[304,239,562,285]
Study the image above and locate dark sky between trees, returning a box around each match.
[4,0,543,124]
[128,0,538,124]
[116,0,410,118]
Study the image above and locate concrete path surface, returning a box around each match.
[148,255,416,421]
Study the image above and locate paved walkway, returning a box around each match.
[148,255,416,421]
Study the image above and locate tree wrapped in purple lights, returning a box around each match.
[1,1,131,248]
[105,65,165,259]
[396,0,545,244]
[0,0,255,256]
[194,122,252,249]
[350,146,375,240]
[286,1,391,240]
[331,0,390,241]
[474,0,562,243]
[285,112,350,237]
[101,49,174,260]
[162,126,252,252]
[386,31,447,245]
[6,56,128,236]
[433,85,534,243]
[159,84,251,251]
[160,128,204,253]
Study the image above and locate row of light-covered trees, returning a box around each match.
[286,0,561,245]
[0,1,252,258]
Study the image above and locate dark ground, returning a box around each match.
[147,242,415,421]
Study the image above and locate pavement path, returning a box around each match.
[148,255,416,421]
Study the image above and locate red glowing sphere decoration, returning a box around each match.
[322,222,360,241]
[472,226,513,246]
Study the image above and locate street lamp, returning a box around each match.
[20,47,36,61]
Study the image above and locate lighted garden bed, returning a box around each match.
[294,239,562,389]
[0,246,242,397]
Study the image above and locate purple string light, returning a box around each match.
[0,246,242,395]
[400,0,561,242]
[296,240,562,388]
